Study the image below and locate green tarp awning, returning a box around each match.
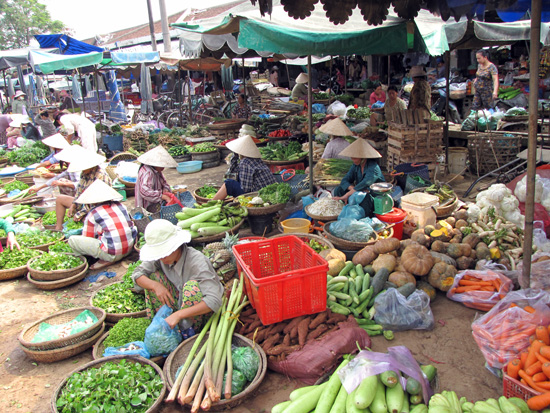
[30,50,103,74]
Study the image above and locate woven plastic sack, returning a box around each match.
[471,289,550,369]
[447,269,513,311]
[103,341,150,358]
[144,305,182,357]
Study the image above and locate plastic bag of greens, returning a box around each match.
[144,305,182,357]
[232,346,259,381]
[337,205,365,220]
[222,369,247,397]
[31,309,98,343]
[329,218,374,242]
[103,341,150,358]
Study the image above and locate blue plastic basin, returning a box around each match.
[177,161,203,174]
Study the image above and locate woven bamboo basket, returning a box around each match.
[51,355,166,413]
[242,192,287,216]
[0,195,43,206]
[189,218,244,245]
[117,176,136,188]
[20,324,104,363]
[89,282,147,324]
[26,263,88,290]
[163,333,266,410]
[0,249,43,281]
[262,155,307,166]
[92,331,165,367]
[105,165,117,180]
[192,186,231,205]
[0,177,15,187]
[435,196,459,218]
[323,222,381,251]
[27,232,65,252]
[207,119,247,131]
[19,306,106,351]
[270,232,335,251]
[14,172,34,185]
[27,254,87,281]
[467,133,521,175]
[109,152,138,165]
[305,204,343,222]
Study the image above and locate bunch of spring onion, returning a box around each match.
[165,275,249,412]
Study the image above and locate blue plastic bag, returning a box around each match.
[338,205,365,220]
[103,341,150,358]
[348,191,367,206]
[144,305,182,357]
[312,104,326,114]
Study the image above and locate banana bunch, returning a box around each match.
[426,393,531,413]
[428,391,462,413]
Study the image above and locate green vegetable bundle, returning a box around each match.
[64,218,83,230]
[4,180,29,193]
[258,183,291,205]
[189,142,215,153]
[335,93,354,106]
[17,230,63,248]
[196,185,218,199]
[346,106,372,120]
[6,141,49,167]
[92,283,146,314]
[49,241,73,254]
[56,359,163,413]
[42,211,69,226]
[168,145,190,157]
[0,247,41,269]
[28,252,81,271]
[259,141,306,161]
[103,317,151,348]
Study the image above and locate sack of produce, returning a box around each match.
[471,289,550,369]
[222,369,247,397]
[232,346,259,381]
[103,341,150,358]
[330,218,375,242]
[338,205,365,221]
[31,309,98,343]
[374,289,434,331]
[144,304,182,357]
[446,269,513,311]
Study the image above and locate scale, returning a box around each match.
[370,182,394,215]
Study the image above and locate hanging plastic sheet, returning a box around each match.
[84,75,93,97]
[27,74,39,109]
[105,70,126,122]
[140,63,153,114]
[71,74,82,101]
[16,65,26,94]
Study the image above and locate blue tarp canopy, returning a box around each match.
[34,34,103,55]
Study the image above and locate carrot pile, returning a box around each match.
[447,271,512,311]
[506,323,550,411]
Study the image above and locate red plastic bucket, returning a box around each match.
[376,207,407,240]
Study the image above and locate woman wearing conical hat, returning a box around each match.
[318,118,351,160]
[136,146,178,212]
[333,138,384,203]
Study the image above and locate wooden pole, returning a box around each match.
[343,57,347,94]
[308,55,314,195]
[241,57,246,98]
[2,70,7,112]
[285,59,291,90]
[521,0,542,288]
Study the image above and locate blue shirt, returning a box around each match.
[338,160,385,193]
[42,152,58,164]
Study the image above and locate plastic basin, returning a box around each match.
[177,161,203,174]
[281,218,311,233]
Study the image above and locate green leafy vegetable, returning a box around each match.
[17,230,63,248]
[188,142,215,153]
[28,252,81,271]
[6,141,50,167]
[64,218,83,230]
[4,180,29,193]
[0,247,41,269]
[196,185,218,199]
[49,241,74,254]
[258,182,291,205]
[346,106,372,120]
[103,317,151,348]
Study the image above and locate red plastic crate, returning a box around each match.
[502,367,540,401]
[232,235,328,325]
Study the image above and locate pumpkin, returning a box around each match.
[430,229,451,242]
[449,235,462,244]
[447,243,472,259]
[374,237,400,254]
[428,261,457,291]
[417,280,437,301]
[372,254,397,273]
[451,228,463,240]
[429,251,457,267]
[401,243,434,276]
[455,219,468,230]
[454,209,468,221]
[352,245,378,266]
[456,256,474,270]
[462,233,481,248]
[320,248,347,262]
[398,239,414,255]
[411,229,430,247]
[430,240,448,253]
[327,259,346,276]
[389,271,416,287]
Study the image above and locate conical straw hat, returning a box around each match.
[138,146,178,168]
[55,145,80,162]
[226,135,261,158]
[42,133,69,150]
[296,73,309,84]
[339,138,381,159]
[58,145,106,172]
[318,118,353,137]
[409,66,427,77]
[75,179,123,204]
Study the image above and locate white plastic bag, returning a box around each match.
[327,101,347,116]
[115,161,140,179]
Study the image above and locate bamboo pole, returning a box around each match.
[444,50,451,173]
[521,0,542,288]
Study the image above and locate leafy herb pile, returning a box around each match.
[346,106,372,120]
[0,248,41,269]
[49,241,73,254]
[314,92,329,100]
[103,317,151,348]
[4,180,29,193]
[64,218,83,230]
[29,252,81,271]
[335,93,354,106]
[259,141,306,161]
[182,124,210,138]
[188,142,215,153]
[17,230,63,248]
[93,261,145,314]
[7,141,50,167]
[43,211,69,225]
[56,359,163,413]
[196,185,218,199]
[258,182,291,205]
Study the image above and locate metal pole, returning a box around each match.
[242,57,246,98]
[387,55,391,86]
[444,50,451,172]
[67,75,75,112]
[146,0,157,52]
[285,59,291,90]
[308,55,314,195]
[95,69,103,133]
[328,56,333,99]
[521,0,542,288]
[158,0,172,53]
[77,68,87,118]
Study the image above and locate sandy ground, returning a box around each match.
[0,164,502,413]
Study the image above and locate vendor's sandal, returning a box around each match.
[90,260,114,270]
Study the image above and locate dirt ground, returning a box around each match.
[0,163,502,413]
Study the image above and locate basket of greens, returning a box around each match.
[0,247,43,280]
[26,262,89,290]
[52,355,166,413]
[49,241,73,254]
[17,230,65,251]
[27,253,86,281]
[42,210,67,229]
[193,184,220,204]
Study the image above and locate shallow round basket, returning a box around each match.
[89,282,147,324]
[270,232,335,251]
[18,306,106,351]
[189,218,244,245]
[0,177,15,188]
[27,254,87,281]
[43,224,57,230]
[117,175,136,188]
[15,171,34,185]
[51,355,166,413]
[262,155,307,166]
[0,249,44,281]
[20,324,104,363]
[207,119,247,131]
[26,232,65,252]
[503,115,529,122]
[305,204,342,222]
[92,331,165,367]
[193,187,219,205]
[109,152,138,166]
[26,263,89,290]
[0,195,43,206]
[435,196,458,218]
[134,243,141,253]
[242,191,287,216]
[163,333,267,410]
[323,222,379,251]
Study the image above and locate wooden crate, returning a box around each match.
[387,122,443,156]
[386,145,440,172]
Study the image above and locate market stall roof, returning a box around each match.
[0,48,32,71]
[34,34,104,55]
[172,2,449,56]
[100,51,161,66]
[29,50,104,74]
[444,19,550,49]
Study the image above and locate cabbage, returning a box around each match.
[501,196,519,212]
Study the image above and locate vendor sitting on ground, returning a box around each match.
[232,93,252,120]
[34,133,70,171]
[370,85,407,127]
[132,219,223,335]
[213,135,276,200]
[333,138,384,203]
[369,82,386,106]
[68,180,137,270]
[291,73,309,100]
[136,146,178,213]
[54,146,111,231]
[6,116,27,148]
[319,118,351,160]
